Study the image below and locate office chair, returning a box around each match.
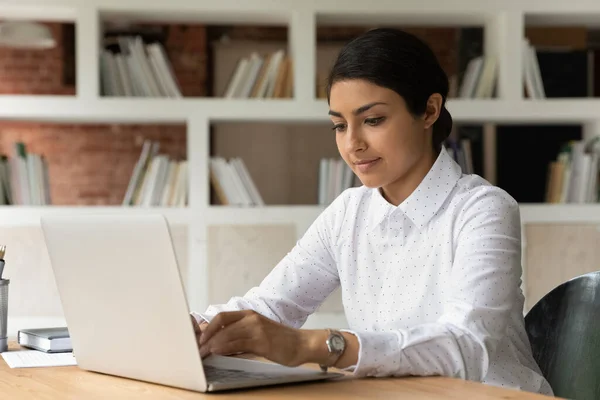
[524,271,600,400]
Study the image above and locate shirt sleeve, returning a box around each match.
[342,187,523,381]
[195,193,348,328]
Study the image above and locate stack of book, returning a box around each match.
[100,35,182,98]
[545,139,600,204]
[0,142,51,205]
[122,140,187,207]
[458,38,545,99]
[209,157,264,206]
[223,49,292,98]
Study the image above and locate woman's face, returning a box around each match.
[328,79,441,204]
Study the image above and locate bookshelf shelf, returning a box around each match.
[0,4,76,23]
[206,204,324,221]
[4,0,600,320]
[0,97,323,123]
[205,205,324,238]
[2,203,599,228]
[0,205,190,226]
[10,0,600,21]
[6,97,600,123]
[97,3,291,24]
[525,13,600,27]
[448,99,600,123]
[99,9,290,26]
[206,204,600,225]
[519,204,600,223]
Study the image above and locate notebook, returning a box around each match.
[18,327,72,353]
[2,350,76,368]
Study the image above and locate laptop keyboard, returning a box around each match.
[203,365,285,384]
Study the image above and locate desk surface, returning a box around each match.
[0,343,555,399]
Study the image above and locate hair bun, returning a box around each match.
[439,106,453,137]
[432,106,453,151]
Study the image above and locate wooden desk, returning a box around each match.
[0,343,556,399]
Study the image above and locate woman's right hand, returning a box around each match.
[191,315,209,350]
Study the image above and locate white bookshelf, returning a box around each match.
[2,0,600,323]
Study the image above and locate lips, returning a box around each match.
[354,158,380,165]
[354,157,381,173]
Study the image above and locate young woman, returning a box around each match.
[192,28,553,396]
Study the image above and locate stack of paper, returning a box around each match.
[1,350,76,368]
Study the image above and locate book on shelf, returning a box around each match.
[444,138,474,175]
[318,158,359,205]
[209,156,264,206]
[522,38,546,99]
[457,28,552,100]
[0,142,51,206]
[222,49,293,98]
[520,38,592,99]
[100,35,182,98]
[545,139,600,204]
[316,71,328,99]
[458,54,498,99]
[122,140,188,207]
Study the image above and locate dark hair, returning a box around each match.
[326,28,453,152]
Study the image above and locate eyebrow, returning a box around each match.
[328,102,387,118]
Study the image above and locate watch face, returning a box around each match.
[331,335,345,351]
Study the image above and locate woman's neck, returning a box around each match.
[380,147,437,206]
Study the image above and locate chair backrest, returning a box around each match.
[525,270,600,400]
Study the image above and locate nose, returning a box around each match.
[345,124,366,153]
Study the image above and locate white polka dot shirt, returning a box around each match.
[196,146,553,396]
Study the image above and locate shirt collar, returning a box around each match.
[367,146,462,231]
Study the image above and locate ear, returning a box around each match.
[422,93,443,130]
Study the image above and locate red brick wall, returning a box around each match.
[0,23,75,95]
[0,122,186,205]
[165,24,207,97]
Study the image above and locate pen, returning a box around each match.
[0,245,5,280]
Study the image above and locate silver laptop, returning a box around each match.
[40,213,343,392]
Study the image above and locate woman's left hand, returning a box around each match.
[198,310,311,367]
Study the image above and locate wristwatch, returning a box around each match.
[319,329,346,372]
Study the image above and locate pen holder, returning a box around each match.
[0,279,8,352]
